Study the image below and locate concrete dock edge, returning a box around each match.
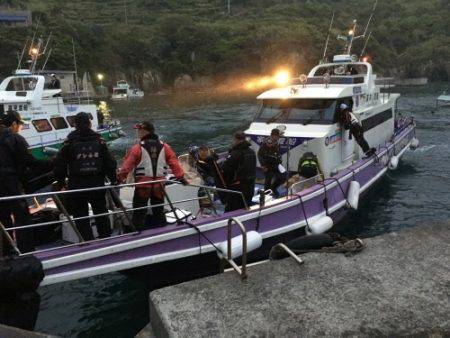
[138,223,450,337]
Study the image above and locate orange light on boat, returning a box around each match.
[362,56,369,62]
[274,70,290,86]
[348,29,354,36]
[30,47,39,55]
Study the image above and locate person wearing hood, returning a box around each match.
[0,111,52,253]
[53,112,117,240]
[117,121,186,230]
[222,131,256,212]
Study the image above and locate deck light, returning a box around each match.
[274,70,290,86]
[97,73,104,81]
[362,56,369,62]
[30,47,39,55]
[348,29,354,36]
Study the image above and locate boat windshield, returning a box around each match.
[255,99,337,124]
[114,89,127,94]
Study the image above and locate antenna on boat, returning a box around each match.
[41,48,52,71]
[16,38,29,70]
[322,12,335,63]
[72,38,79,92]
[337,0,377,56]
[359,31,372,59]
[41,31,52,56]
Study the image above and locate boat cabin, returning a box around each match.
[0,70,108,156]
[246,56,398,178]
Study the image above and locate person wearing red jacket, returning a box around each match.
[117,121,186,230]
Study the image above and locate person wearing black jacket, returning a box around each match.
[222,131,256,212]
[0,111,52,253]
[54,112,117,240]
[257,128,284,197]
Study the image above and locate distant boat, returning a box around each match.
[111,80,144,100]
[436,91,450,108]
[0,69,124,159]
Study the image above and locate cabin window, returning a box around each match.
[50,117,68,130]
[66,116,76,127]
[5,77,37,91]
[113,89,127,95]
[23,105,28,111]
[19,105,23,111]
[362,109,393,132]
[32,119,53,132]
[255,99,337,125]
[8,105,12,111]
[66,113,93,128]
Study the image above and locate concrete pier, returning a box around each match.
[139,223,450,337]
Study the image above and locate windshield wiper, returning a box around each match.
[266,109,289,124]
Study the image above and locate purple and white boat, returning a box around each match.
[1,21,419,286]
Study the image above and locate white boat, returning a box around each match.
[0,69,123,159]
[0,13,419,286]
[111,80,144,100]
[436,91,450,107]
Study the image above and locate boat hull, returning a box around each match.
[33,119,416,285]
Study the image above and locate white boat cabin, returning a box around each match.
[0,70,105,151]
[246,55,398,178]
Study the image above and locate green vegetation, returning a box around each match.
[0,0,449,88]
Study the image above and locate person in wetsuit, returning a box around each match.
[258,128,284,197]
[222,131,256,212]
[54,112,117,240]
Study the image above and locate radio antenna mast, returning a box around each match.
[16,38,29,70]
[41,48,52,71]
[322,12,335,62]
[360,31,372,58]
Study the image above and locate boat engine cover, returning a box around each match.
[0,256,44,298]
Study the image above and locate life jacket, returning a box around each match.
[133,139,169,199]
[134,139,167,180]
[68,138,103,176]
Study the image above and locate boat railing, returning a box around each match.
[62,91,94,104]
[288,175,322,196]
[220,217,248,281]
[0,179,248,256]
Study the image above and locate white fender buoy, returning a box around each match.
[347,180,360,210]
[306,216,334,235]
[410,137,419,150]
[388,155,399,170]
[217,230,263,259]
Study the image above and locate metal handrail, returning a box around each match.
[271,243,304,266]
[288,174,321,196]
[2,180,249,253]
[223,217,248,281]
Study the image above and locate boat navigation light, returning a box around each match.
[348,29,354,36]
[30,47,39,55]
[97,73,104,81]
[274,70,290,86]
[362,56,369,62]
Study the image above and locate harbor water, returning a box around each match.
[33,85,449,337]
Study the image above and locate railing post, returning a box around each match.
[52,194,84,242]
[225,217,248,280]
[0,221,21,256]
